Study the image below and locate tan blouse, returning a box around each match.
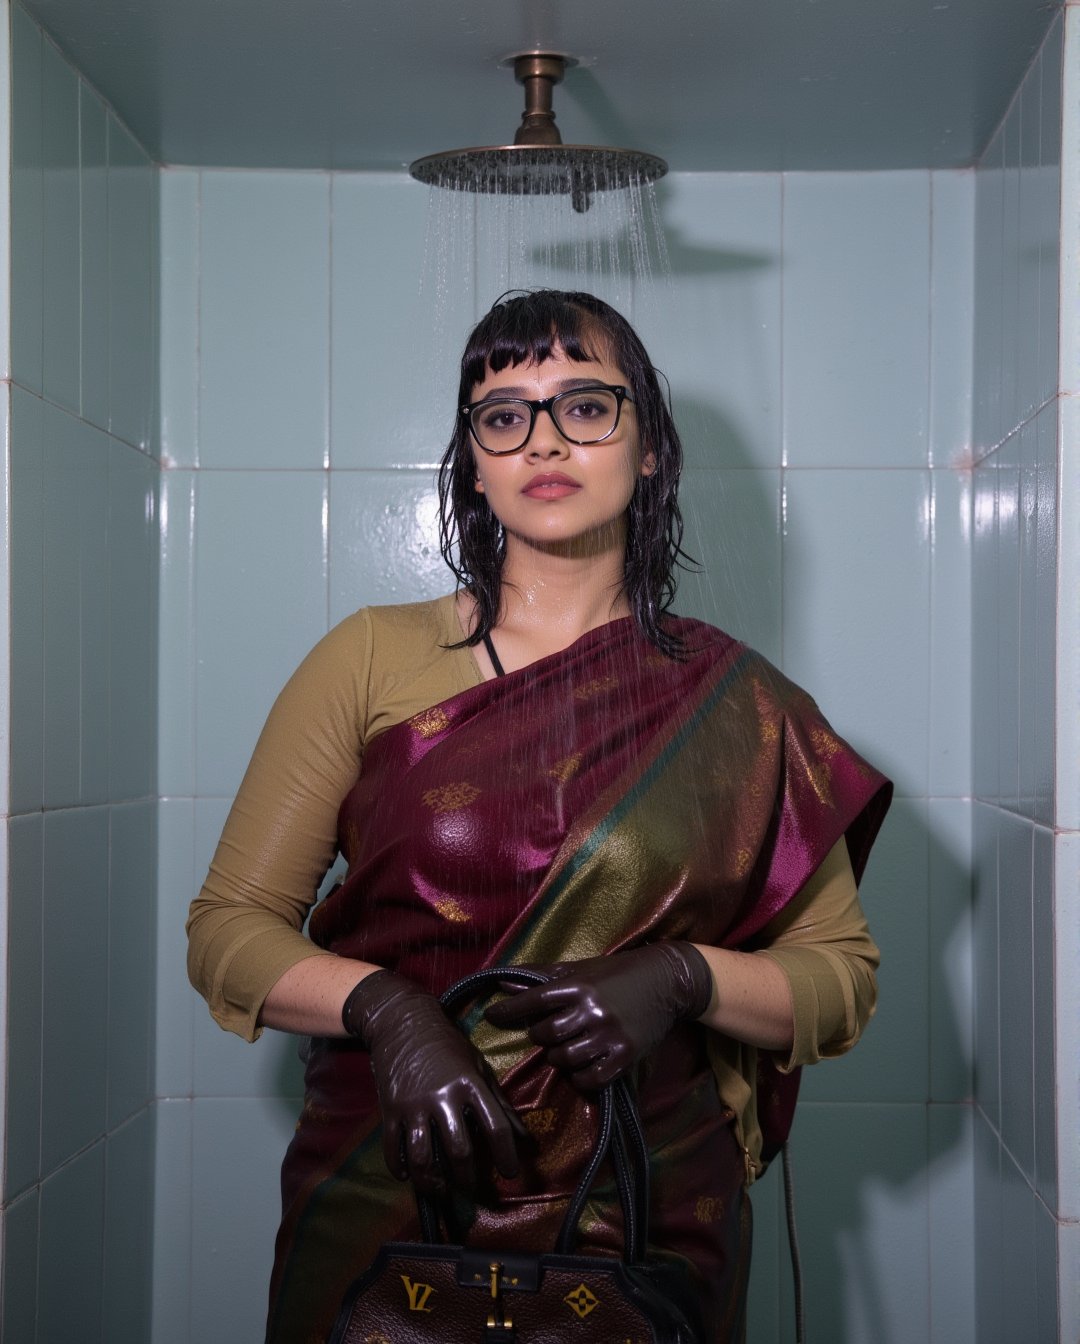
[186,594,879,1176]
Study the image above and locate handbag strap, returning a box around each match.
[419,966,650,1264]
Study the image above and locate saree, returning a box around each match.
[265,615,891,1344]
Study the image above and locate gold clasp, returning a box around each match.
[486,1261,513,1332]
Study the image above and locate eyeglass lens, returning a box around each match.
[470,388,621,453]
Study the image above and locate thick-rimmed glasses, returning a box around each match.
[461,384,634,456]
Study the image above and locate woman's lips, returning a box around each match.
[522,472,581,499]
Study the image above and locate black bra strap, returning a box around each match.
[482,632,506,677]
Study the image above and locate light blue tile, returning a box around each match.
[39,1140,106,1342]
[801,798,929,1103]
[1033,1192,1060,1344]
[328,470,449,622]
[973,128,1005,457]
[1057,1216,1080,1344]
[9,386,45,813]
[781,469,930,797]
[1033,825,1056,1209]
[1034,397,1057,826]
[2,1189,40,1344]
[41,807,109,1173]
[199,171,329,468]
[1017,59,1043,428]
[108,115,155,452]
[790,1103,929,1341]
[999,100,1022,441]
[1055,397,1080,830]
[973,1113,1002,1341]
[782,172,930,468]
[156,799,195,1097]
[635,173,782,470]
[928,800,973,1102]
[676,469,781,665]
[999,1151,1038,1344]
[997,812,1034,1180]
[103,1109,154,1344]
[928,1106,975,1344]
[109,441,158,801]
[194,471,328,796]
[108,802,156,1127]
[929,171,974,469]
[159,470,196,796]
[79,83,109,431]
[973,803,999,1126]
[40,37,80,415]
[6,814,43,1197]
[972,462,998,802]
[331,173,455,470]
[1059,10,1080,398]
[41,403,110,809]
[746,1165,782,1344]
[0,12,9,379]
[995,442,1021,814]
[159,169,199,467]
[1018,418,1038,818]
[191,1098,300,1343]
[191,800,307,1099]
[11,4,43,394]
[1037,15,1063,411]
[151,1099,193,1344]
[1055,832,1080,1220]
[929,469,972,798]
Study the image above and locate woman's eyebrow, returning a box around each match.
[477,377,611,399]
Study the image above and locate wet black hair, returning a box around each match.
[437,289,694,657]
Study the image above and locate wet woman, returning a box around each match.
[187,289,891,1343]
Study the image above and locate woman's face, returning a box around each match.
[467,344,655,555]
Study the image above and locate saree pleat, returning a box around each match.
[265,617,890,1344]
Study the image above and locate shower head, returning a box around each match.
[408,54,667,214]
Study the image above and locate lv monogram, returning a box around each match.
[400,1274,436,1313]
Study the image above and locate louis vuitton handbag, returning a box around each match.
[326,967,702,1344]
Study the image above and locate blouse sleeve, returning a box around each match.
[754,836,880,1070]
[186,610,375,1041]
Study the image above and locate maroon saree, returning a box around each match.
[265,616,890,1344]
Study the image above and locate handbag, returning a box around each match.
[326,966,703,1344]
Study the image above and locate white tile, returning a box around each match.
[1018,417,1038,817]
[972,462,999,802]
[40,37,80,415]
[783,172,930,467]
[928,1106,976,1344]
[11,4,43,394]
[929,469,972,798]
[0,6,10,382]
[1055,831,1080,1220]
[194,470,328,797]
[159,169,200,467]
[928,800,973,1102]
[973,128,1005,456]
[107,802,156,1127]
[38,1141,106,1342]
[929,171,975,468]
[1055,396,1080,830]
[8,386,44,814]
[782,469,931,797]
[79,83,109,431]
[156,799,196,1098]
[199,171,330,468]
[107,116,155,451]
[5,814,44,1197]
[997,813,1034,1181]
[151,1100,193,1344]
[103,1110,154,1343]
[1058,8,1080,397]
[159,469,196,796]
[973,803,999,1127]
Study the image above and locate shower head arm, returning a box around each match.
[513,54,565,147]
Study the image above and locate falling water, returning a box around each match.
[418,165,762,678]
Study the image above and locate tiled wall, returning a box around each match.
[1,5,160,1341]
[155,164,978,1343]
[969,12,1071,1342]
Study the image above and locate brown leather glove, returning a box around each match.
[343,970,523,1193]
[483,942,714,1091]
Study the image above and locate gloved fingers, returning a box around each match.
[524,1004,593,1048]
[463,1085,522,1179]
[382,1118,409,1182]
[565,1046,629,1092]
[543,1032,608,1073]
[403,1113,440,1192]
[484,980,581,1029]
[432,1105,476,1191]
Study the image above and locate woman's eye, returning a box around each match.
[479,405,526,432]
[563,395,609,420]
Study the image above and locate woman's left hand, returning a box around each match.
[483,942,714,1090]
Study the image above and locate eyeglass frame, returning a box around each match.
[460,383,635,456]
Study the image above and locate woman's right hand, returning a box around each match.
[342,970,523,1193]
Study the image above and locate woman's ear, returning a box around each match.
[640,450,657,478]
[474,477,485,494]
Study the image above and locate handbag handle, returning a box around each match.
[415,965,650,1264]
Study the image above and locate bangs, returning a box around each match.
[461,292,612,393]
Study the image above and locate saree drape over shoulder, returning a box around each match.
[265,616,890,1344]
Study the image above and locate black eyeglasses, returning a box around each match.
[461,384,634,456]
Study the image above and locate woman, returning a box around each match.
[187,289,891,1343]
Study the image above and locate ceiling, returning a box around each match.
[20,0,1063,173]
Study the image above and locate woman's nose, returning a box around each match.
[526,408,570,457]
